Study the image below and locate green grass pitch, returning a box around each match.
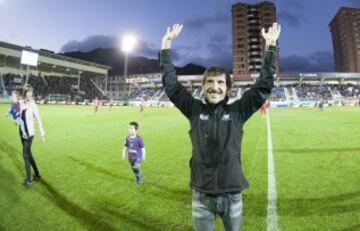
[0,104,359,230]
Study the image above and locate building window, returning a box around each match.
[235,57,245,62]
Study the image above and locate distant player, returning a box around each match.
[109,98,113,110]
[139,99,144,113]
[6,91,28,139]
[318,100,324,111]
[121,121,146,184]
[259,100,270,117]
[93,97,99,114]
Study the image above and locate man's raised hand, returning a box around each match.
[261,22,281,47]
[161,24,183,50]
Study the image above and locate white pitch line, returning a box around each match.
[266,110,279,231]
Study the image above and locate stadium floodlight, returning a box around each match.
[121,34,137,53]
[121,34,137,98]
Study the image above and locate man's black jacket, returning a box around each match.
[160,46,277,194]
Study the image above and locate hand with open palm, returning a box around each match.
[161,24,183,50]
[261,22,281,47]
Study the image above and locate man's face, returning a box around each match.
[128,125,136,136]
[203,74,227,104]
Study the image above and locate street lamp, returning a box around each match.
[121,34,137,99]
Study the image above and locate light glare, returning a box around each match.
[122,35,137,53]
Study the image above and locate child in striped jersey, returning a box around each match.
[122,121,146,184]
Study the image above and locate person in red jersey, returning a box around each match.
[259,100,270,117]
[93,97,99,114]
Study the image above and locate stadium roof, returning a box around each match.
[276,72,360,81]
[123,72,360,84]
[0,41,111,77]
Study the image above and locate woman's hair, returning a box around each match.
[22,84,33,99]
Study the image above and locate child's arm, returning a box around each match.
[142,148,146,160]
[32,102,45,141]
[122,147,127,160]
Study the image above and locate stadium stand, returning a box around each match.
[0,41,111,103]
[122,79,360,107]
[1,41,359,107]
[1,73,106,101]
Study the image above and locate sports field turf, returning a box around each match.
[0,104,359,230]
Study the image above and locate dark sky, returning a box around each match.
[0,0,359,72]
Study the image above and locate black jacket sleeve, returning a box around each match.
[160,49,195,119]
[235,45,277,122]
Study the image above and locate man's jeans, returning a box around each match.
[192,190,243,231]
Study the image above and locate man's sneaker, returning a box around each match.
[22,180,32,187]
[32,175,42,181]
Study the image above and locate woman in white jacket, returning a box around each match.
[20,85,46,187]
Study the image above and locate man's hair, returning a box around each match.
[202,66,232,90]
[11,90,19,96]
[22,84,33,99]
[129,121,139,130]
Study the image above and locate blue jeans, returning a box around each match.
[192,190,243,231]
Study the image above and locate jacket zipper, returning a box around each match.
[214,108,219,194]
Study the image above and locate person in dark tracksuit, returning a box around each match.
[160,23,281,231]
[20,85,46,187]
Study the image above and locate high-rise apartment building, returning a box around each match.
[330,7,360,72]
[232,1,278,80]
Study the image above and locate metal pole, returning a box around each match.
[123,53,128,100]
[0,68,4,97]
[25,65,29,85]
[78,71,81,90]
[105,75,108,95]
[124,53,128,81]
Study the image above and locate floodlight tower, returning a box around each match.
[121,35,137,99]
